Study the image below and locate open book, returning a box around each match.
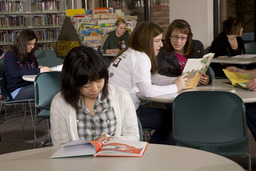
[182,53,214,89]
[223,69,253,89]
[50,139,148,159]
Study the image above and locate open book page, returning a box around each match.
[94,139,148,157]
[50,140,148,158]
[50,64,63,71]
[182,53,214,89]
[223,69,253,88]
[50,140,103,159]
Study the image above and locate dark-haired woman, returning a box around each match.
[3,29,51,100]
[50,45,139,146]
[157,19,211,85]
[209,17,245,78]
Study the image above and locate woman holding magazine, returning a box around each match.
[157,19,212,85]
[50,45,140,146]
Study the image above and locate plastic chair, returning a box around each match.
[244,42,256,54]
[34,72,61,146]
[35,50,64,68]
[137,117,143,141]
[172,91,251,171]
[0,59,36,147]
[205,46,211,53]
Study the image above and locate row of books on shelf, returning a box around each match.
[37,43,56,50]
[0,16,26,27]
[0,29,59,43]
[34,29,60,41]
[32,14,63,26]
[0,1,24,13]
[31,0,64,12]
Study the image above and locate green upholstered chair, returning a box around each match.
[205,46,211,53]
[0,59,35,147]
[34,71,61,146]
[172,91,251,171]
[244,42,256,54]
[35,50,64,68]
[137,117,143,141]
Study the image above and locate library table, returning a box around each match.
[211,55,256,65]
[137,79,256,104]
[0,144,244,171]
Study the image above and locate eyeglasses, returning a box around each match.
[170,35,187,41]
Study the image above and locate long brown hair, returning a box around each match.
[222,17,243,35]
[164,19,193,57]
[11,29,37,64]
[113,21,163,74]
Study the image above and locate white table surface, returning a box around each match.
[22,75,37,82]
[102,53,117,57]
[137,79,256,103]
[211,56,256,64]
[0,144,244,171]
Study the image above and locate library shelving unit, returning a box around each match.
[0,0,66,50]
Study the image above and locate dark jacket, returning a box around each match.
[100,30,129,54]
[157,40,212,80]
[3,51,40,92]
[209,32,245,78]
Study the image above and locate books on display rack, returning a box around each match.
[50,139,148,159]
[181,53,215,89]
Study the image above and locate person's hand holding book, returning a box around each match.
[246,79,256,92]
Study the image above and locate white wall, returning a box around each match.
[169,0,214,48]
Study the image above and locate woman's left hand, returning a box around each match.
[94,133,114,143]
[199,73,210,85]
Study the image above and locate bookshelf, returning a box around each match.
[0,0,66,50]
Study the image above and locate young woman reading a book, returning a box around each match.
[157,19,211,85]
[108,21,187,145]
[3,29,51,100]
[50,45,140,146]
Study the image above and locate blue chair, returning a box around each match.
[0,59,36,147]
[35,50,63,68]
[34,72,61,146]
[244,42,256,54]
[172,91,251,171]
[205,46,211,53]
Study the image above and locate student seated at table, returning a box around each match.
[100,19,129,67]
[108,21,187,145]
[157,19,211,85]
[50,45,139,146]
[209,17,245,78]
[226,66,256,141]
[3,29,51,100]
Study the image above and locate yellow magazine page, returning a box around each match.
[223,69,253,86]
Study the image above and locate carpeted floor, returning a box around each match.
[0,108,49,154]
[0,106,256,170]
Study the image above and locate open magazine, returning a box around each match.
[181,53,214,89]
[223,69,253,89]
[50,139,148,158]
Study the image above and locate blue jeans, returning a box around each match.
[245,103,256,141]
[136,105,175,145]
[104,57,113,67]
[14,84,34,100]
